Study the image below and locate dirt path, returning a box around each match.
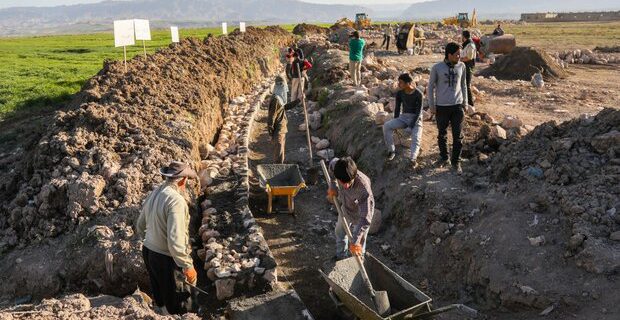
[244,44,620,319]
[247,100,342,318]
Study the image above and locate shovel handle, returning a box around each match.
[319,160,376,297]
[296,62,313,166]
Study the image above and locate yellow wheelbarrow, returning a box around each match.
[256,164,306,214]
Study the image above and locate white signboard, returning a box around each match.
[134,19,151,41]
[240,22,246,33]
[222,22,228,35]
[114,20,135,47]
[170,26,180,43]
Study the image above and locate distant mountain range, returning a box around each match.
[0,0,370,36]
[2,0,619,37]
[402,0,620,20]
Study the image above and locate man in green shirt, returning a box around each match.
[136,161,198,315]
[348,31,366,87]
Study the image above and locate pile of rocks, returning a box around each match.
[196,82,279,301]
[553,49,620,66]
[490,108,620,274]
[0,291,199,320]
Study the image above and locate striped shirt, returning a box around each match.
[331,167,374,244]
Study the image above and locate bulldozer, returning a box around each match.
[355,13,371,29]
[443,9,478,28]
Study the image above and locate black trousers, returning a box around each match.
[381,35,391,50]
[142,246,192,314]
[436,105,465,164]
[464,61,474,106]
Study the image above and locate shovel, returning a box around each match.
[295,61,319,185]
[319,160,391,317]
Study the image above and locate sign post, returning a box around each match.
[134,19,151,58]
[114,19,135,72]
[240,22,246,33]
[170,26,180,43]
[222,22,228,35]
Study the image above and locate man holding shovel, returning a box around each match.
[326,157,374,260]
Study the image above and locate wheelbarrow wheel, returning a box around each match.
[413,45,421,56]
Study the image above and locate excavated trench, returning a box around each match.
[0,27,304,318]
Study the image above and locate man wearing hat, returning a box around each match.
[136,161,198,315]
[267,75,291,164]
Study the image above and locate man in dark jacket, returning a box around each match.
[382,73,424,167]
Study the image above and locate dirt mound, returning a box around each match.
[478,46,568,81]
[0,27,292,300]
[595,45,620,53]
[0,291,200,320]
[292,23,329,37]
[491,108,620,274]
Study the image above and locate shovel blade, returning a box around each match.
[373,290,391,317]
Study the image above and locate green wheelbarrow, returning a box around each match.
[319,253,478,319]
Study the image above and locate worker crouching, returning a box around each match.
[136,161,198,315]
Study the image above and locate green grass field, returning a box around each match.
[1,21,619,120]
[0,25,269,120]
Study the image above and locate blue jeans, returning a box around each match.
[383,113,423,160]
[334,210,368,259]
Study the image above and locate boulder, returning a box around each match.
[309,112,322,130]
[316,139,330,150]
[375,111,391,125]
[215,278,236,300]
[363,102,383,116]
[490,125,507,140]
[501,116,524,129]
[317,149,335,160]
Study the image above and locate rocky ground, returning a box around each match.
[242,32,619,319]
[0,27,293,318]
[0,24,618,320]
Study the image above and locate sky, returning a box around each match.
[0,0,429,9]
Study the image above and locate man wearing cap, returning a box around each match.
[136,161,198,315]
[268,75,291,163]
[327,157,375,260]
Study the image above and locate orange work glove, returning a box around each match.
[327,188,338,198]
[183,267,197,285]
[349,243,363,256]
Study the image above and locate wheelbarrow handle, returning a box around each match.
[406,304,478,319]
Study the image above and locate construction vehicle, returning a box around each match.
[332,17,355,30]
[355,13,371,29]
[396,23,426,55]
[443,9,478,28]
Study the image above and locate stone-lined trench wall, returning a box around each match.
[195,80,280,300]
[0,27,293,300]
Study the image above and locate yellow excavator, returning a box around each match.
[355,13,371,29]
[443,9,478,28]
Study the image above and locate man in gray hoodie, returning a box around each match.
[428,42,468,174]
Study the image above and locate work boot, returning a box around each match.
[435,158,451,168]
[452,162,463,175]
[411,159,418,169]
[386,151,396,161]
